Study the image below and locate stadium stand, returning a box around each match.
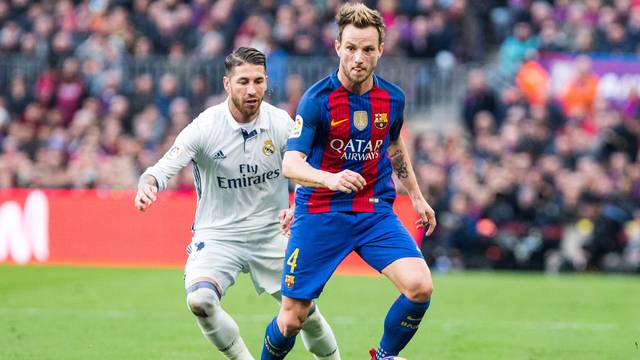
[1,0,639,273]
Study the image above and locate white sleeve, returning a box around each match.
[142,120,203,191]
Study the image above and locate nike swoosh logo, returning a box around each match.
[330,118,349,126]
[406,316,423,321]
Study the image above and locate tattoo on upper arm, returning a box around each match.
[390,149,409,179]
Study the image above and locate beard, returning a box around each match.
[230,94,262,119]
[341,63,375,84]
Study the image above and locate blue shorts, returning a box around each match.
[280,211,423,299]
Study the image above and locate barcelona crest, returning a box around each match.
[285,275,295,289]
[374,113,388,130]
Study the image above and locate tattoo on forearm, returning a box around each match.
[390,150,409,179]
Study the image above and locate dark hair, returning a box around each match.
[336,3,385,46]
[224,47,267,75]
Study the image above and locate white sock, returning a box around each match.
[187,287,254,360]
[300,307,341,360]
[219,336,253,360]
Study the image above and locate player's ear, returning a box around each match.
[378,42,385,58]
[223,75,230,94]
[335,39,341,55]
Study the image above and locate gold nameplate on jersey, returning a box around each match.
[374,113,388,129]
[262,139,275,156]
[353,111,368,130]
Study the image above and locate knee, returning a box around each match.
[300,305,322,332]
[403,279,433,303]
[278,309,307,337]
[186,287,218,317]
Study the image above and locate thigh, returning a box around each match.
[280,213,355,300]
[248,231,288,296]
[184,239,247,296]
[382,257,432,297]
[355,212,424,272]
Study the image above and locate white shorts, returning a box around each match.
[183,229,287,296]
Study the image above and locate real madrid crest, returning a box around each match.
[374,112,388,129]
[353,110,368,131]
[262,139,275,156]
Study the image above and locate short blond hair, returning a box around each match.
[335,3,385,46]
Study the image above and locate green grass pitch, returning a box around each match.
[1,265,638,359]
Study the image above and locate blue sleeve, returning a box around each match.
[285,93,322,155]
[389,94,405,141]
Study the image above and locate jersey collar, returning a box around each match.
[224,97,270,133]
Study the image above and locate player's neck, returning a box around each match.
[337,70,374,95]
[228,100,259,124]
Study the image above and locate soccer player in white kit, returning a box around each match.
[134,47,340,360]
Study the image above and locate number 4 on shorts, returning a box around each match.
[287,248,300,273]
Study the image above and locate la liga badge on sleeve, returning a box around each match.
[289,115,303,138]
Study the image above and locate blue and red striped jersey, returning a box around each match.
[286,71,405,213]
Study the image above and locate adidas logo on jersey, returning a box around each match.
[213,150,226,159]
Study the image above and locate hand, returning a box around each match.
[278,208,294,236]
[322,170,366,193]
[134,178,158,212]
[413,198,436,236]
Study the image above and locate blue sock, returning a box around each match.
[377,295,430,358]
[261,316,296,360]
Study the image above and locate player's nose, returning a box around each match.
[354,50,366,62]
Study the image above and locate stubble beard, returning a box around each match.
[231,94,261,120]
[341,63,375,87]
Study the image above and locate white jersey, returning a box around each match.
[144,99,291,241]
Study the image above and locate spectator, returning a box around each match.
[537,20,566,53]
[515,52,550,107]
[277,73,304,118]
[0,0,638,274]
[463,69,500,135]
[595,21,633,54]
[498,20,539,78]
[155,72,179,121]
[560,55,599,119]
[55,58,85,126]
[187,73,209,118]
[6,72,33,117]
[130,73,155,117]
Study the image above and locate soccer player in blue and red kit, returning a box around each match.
[261,3,437,360]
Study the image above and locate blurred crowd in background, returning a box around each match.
[1,0,640,273]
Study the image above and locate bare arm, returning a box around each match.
[387,137,437,235]
[282,151,366,193]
